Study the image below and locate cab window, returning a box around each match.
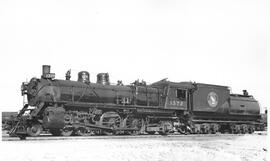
[176,89,186,100]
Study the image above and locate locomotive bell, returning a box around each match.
[97,73,110,85]
[78,71,90,83]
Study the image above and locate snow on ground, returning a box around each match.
[0,134,267,161]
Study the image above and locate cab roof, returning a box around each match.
[151,79,195,89]
[151,79,229,90]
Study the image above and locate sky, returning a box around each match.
[0,0,269,112]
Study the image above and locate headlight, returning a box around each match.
[21,82,28,95]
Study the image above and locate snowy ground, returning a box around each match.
[1,133,267,161]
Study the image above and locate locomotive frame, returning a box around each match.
[9,65,263,139]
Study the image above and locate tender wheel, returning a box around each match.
[202,123,211,134]
[231,124,240,134]
[211,124,219,134]
[204,128,209,134]
[240,124,248,134]
[248,126,255,134]
[231,128,238,134]
[27,123,43,137]
[194,124,201,134]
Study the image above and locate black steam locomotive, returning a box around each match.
[9,65,263,139]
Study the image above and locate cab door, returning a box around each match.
[165,87,187,110]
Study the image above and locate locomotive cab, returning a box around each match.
[165,85,188,110]
[151,80,194,110]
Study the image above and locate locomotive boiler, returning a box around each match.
[9,65,262,139]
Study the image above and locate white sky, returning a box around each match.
[0,0,269,112]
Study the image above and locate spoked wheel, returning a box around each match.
[100,112,121,135]
[202,124,211,134]
[27,123,43,137]
[125,117,142,135]
[61,126,74,136]
[194,124,201,134]
[241,124,248,134]
[211,124,219,134]
[231,126,239,134]
[204,128,209,134]
[248,126,255,134]
[231,125,240,134]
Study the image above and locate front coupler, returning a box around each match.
[8,104,41,140]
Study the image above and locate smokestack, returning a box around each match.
[42,65,51,78]
[41,65,55,79]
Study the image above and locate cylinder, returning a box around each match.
[42,65,51,77]
[78,71,90,83]
[97,73,110,85]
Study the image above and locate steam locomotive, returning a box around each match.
[9,65,263,139]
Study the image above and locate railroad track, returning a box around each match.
[3,132,266,141]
